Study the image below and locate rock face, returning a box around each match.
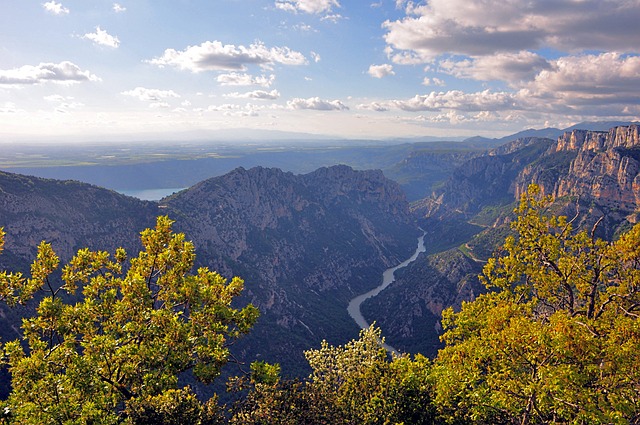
[0,165,420,378]
[517,126,640,215]
[415,137,555,218]
[422,125,640,225]
[361,248,483,357]
[163,165,418,372]
[0,171,159,267]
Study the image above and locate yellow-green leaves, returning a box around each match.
[1,216,257,423]
[434,185,640,424]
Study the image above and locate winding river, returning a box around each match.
[347,232,426,352]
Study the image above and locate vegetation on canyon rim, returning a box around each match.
[0,185,639,424]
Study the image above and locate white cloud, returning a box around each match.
[82,27,120,48]
[368,64,395,78]
[391,90,520,112]
[0,62,100,85]
[383,0,640,62]
[525,52,640,105]
[0,102,19,113]
[149,102,171,109]
[217,72,275,87]
[440,51,551,84]
[311,52,321,63]
[43,1,69,15]
[275,0,340,15]
[121,87,180,102]
[113,3,126,13]
[207,103,261,117]
[288,97,349,110]
[225,89,280,100]
[422,77,445,86]
[149,41,307,72]
[357,102,389,112]
[44,94,72,102]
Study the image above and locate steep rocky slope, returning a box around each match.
[413,137,556,218]
[418,125,640,227]
[162,165,419,373]
[362,248,483,356]
[517,125,640,217]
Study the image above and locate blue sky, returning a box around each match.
[1,0,640,142]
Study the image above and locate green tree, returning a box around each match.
[0,216,258,424]
[230,326,435,425]
[432,185,640,424]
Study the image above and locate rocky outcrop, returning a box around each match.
[422,125,640,224]
[415,137,555,218]
[160,165,419,371]
[518,126,640,215]
[0,172,158,266]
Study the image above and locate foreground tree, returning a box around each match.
[432,185,640,424]
[0,216,258,424]
[230,326,435,425]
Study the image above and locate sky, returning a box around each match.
[1,0,640,143]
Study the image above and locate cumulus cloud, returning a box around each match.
[149,41,307,72]
[225,90,280,100]
[217,73,276,87]
[357,102,389,112]
[525,52,640,104]
[391,90,520,112]
[384,0,640,62]
[82,27,120,48]
[207,103,260,117]
[422,77,445,86]
[440,51,551,84]
[368,64,395,78]
[288,97,349,111]
[275,0,340,15]
[0,62,100,85]
[121,87,180,102]
[43,1,69,15]
[113,3,126,13]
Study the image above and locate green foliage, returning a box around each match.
[230,326,435,425]
[432,184,640,424]
[0,217,258,424]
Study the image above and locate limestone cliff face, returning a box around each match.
[422,125,640,223]
[0,171,158,265]
[162,165,418,370]
[416,137,554,217]
[517,125,640,216]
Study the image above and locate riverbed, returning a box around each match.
[347,232,426,352]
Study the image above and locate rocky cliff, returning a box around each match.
[162,165,418,373]
[517,126,640,219]
[414,137,555,218]
[420,125,640,227]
